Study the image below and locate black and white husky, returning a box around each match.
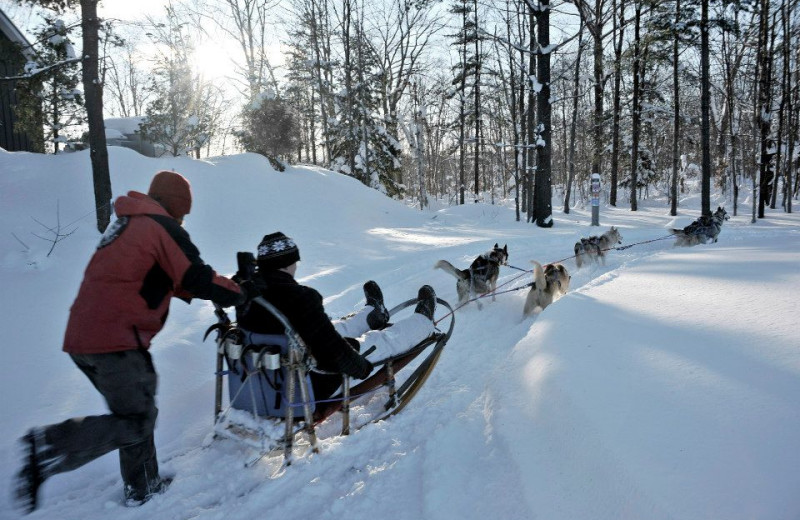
[435,244,509,306]
[671,206,729,247]
[574,227,623,268]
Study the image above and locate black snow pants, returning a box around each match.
[41,349,160,495]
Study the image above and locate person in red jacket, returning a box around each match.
[13,170,249,513]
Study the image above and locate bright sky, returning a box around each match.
[1,0,279,84]
[99,0,167,20]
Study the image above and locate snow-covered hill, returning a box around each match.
[1,147,798,520]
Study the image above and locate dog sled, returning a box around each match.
[205,274,455,466]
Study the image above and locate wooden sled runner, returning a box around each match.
[206,293,455,466]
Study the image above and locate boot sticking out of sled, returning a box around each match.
[364,280,390,329]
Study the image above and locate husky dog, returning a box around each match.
[574,227,623,268]
[435,244,509,306]
[671,206,730,247]
[523,261,571,316]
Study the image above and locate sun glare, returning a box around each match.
[191,40,236,83]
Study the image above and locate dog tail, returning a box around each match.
[531,261,546,289]
[435,260,467,280]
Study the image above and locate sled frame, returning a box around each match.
[210,295,455,466]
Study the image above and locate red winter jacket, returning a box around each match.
[63,191,243,354]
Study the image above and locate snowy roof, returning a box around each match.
[105,128,125,140]
[0,8,36,60]
[104,117,145,136]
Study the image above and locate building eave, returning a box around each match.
[0,8,37,61]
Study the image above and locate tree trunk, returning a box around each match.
[459,0,468,205]
[786,0,797,212]
[756,0,772,219]
[630,0,641,211]
[670,0,680,216]
[610,0,625,206]
[768,17,779,209]
[526,6,536,222]
[310,0,332,164]
[534,0,553,227]
[519,10,528,215]
[700,0,711,216]
[591,0,604,190]
[504,0,522,221]
[473,0,481,200]
[564,28,584,214]
[81,0,112,233]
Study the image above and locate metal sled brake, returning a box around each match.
[207,294,455,466]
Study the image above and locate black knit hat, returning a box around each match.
[257,232,300,271]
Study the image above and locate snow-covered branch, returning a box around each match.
[0,57,82,83]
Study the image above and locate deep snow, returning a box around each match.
[1,147,798,520]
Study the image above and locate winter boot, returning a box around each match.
[364,280,390,329]
[13,428,53,514]
[124,476,172,507]
[414,285,436,321]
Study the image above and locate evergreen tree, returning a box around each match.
[238,92,301,168]
[327,2,403,197]
[14,16,83,152]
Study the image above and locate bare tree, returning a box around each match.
[755,0,773,219]
[81,0,111,231]
[193,0,281,100]
[670,0,680,216]
[609,0,626,206]
[700,0,712,216]
[564,26,584,214]
[630,0,642,211]
[104,34,151,117]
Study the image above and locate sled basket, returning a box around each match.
[207,293,455,465]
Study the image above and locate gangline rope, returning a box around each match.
[433,233,675,325]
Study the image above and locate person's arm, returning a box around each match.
[149,214,244,307]
[293,287,373,379]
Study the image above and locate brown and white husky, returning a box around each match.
[523,261,570,316]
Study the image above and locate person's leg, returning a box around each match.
[332,281,390,337]
[15,350,159,511]
[93,350,161,501]
[39,351,158,475]
[358,313,435,362]
[332,307,372,338]
[357,285,437,362]
[309,372,347,401]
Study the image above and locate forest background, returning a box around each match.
[1,0,798,229]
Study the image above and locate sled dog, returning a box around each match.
[574,227,623,268]
[670,206,729,247]
[523,261,571,316]
[435,244,509,306]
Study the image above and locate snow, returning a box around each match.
[529,75,543,93]
[105,128,125,140]
[1,146,799,520]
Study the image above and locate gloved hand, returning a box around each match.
[339,350,374,380]
[352,354,374,380]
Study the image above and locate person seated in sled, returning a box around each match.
[236,231,438,399]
